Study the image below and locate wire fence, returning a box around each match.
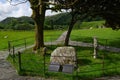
[76,53,120,79]
[8,36,34,55]
[8,46,120,80]
[70,35,120,48]
[7,36,120,80]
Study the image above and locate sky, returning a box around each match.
[0,0,59,21]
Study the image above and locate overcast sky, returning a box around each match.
[0,0,59,21]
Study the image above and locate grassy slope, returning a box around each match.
[74,21,105,29]
[81,21,105,28]
[71,28,120,47]
[0,30,63,50]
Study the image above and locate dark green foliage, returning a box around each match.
[72,0,120,30]
[17,16,34,25]
[13,23,34,30]
[45,13,103,26]
[45,12,71,25]
[0,25,3,29]
[0,16,34,30]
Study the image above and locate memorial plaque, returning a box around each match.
[62,64,74,74]
[48,63,60,72]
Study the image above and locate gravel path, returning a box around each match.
[0,31,120,80]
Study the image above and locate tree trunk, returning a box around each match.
[64,14,76,46]
[30,0,46,51]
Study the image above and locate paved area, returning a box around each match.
[0,51,18,80]
[0,59,18,80]
[0,31,120,80]
[0,51,53,80]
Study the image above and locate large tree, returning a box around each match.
[8,0,49,51]
[8,0,71,50]
[8,0,58,51]
[57,0,120,46]
[72,0,120,29]
[29,0,48,51]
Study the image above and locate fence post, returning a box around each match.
[44,53,46,77]
[18,51,22,71]
[24,38,27,49]
[93,37,98,59]
[43,47,47,77]
[8,41,11,54]
[104,39,108,49]
[102,54,105,76]
[13,46,15,63]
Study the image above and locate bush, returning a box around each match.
[0,26,3,29]
[13,23,34,30]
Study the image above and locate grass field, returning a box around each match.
[71,28,120,48]
[0,30,63,50]
[5,20,120,80]
[0,28,120,50]
[7,46,120,80]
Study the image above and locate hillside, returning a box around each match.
[45,12,71,25]
[0,16,34,30]
[0,13,104,30]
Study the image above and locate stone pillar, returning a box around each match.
[93,37,98,59]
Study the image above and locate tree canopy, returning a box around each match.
[57,0,120,30]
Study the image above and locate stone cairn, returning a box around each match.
[50,47,76,66]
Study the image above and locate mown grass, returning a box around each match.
[1,28,120,50]
[0,30,64,50]
[7,46,120,80]
[71,28,120,48]
[0,31,34,50]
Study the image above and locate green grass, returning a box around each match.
[71,28,120,48]
[7,46,120,80]
[81,21,105,29]
[74,21,105,29]
[0,30,63,50]
[0,30,34,50]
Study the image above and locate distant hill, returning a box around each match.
[45,12,71,25]
[45,12,104,29]
[0,16,34,30]
[1,16,34,24]
[0,13,104,30]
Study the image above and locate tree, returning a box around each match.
[8,0,49,51]
[8,0,72,50]
[14,23,34,30]
[57,0,120,46]
[72,0,120,30]
[29,0,48,51]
